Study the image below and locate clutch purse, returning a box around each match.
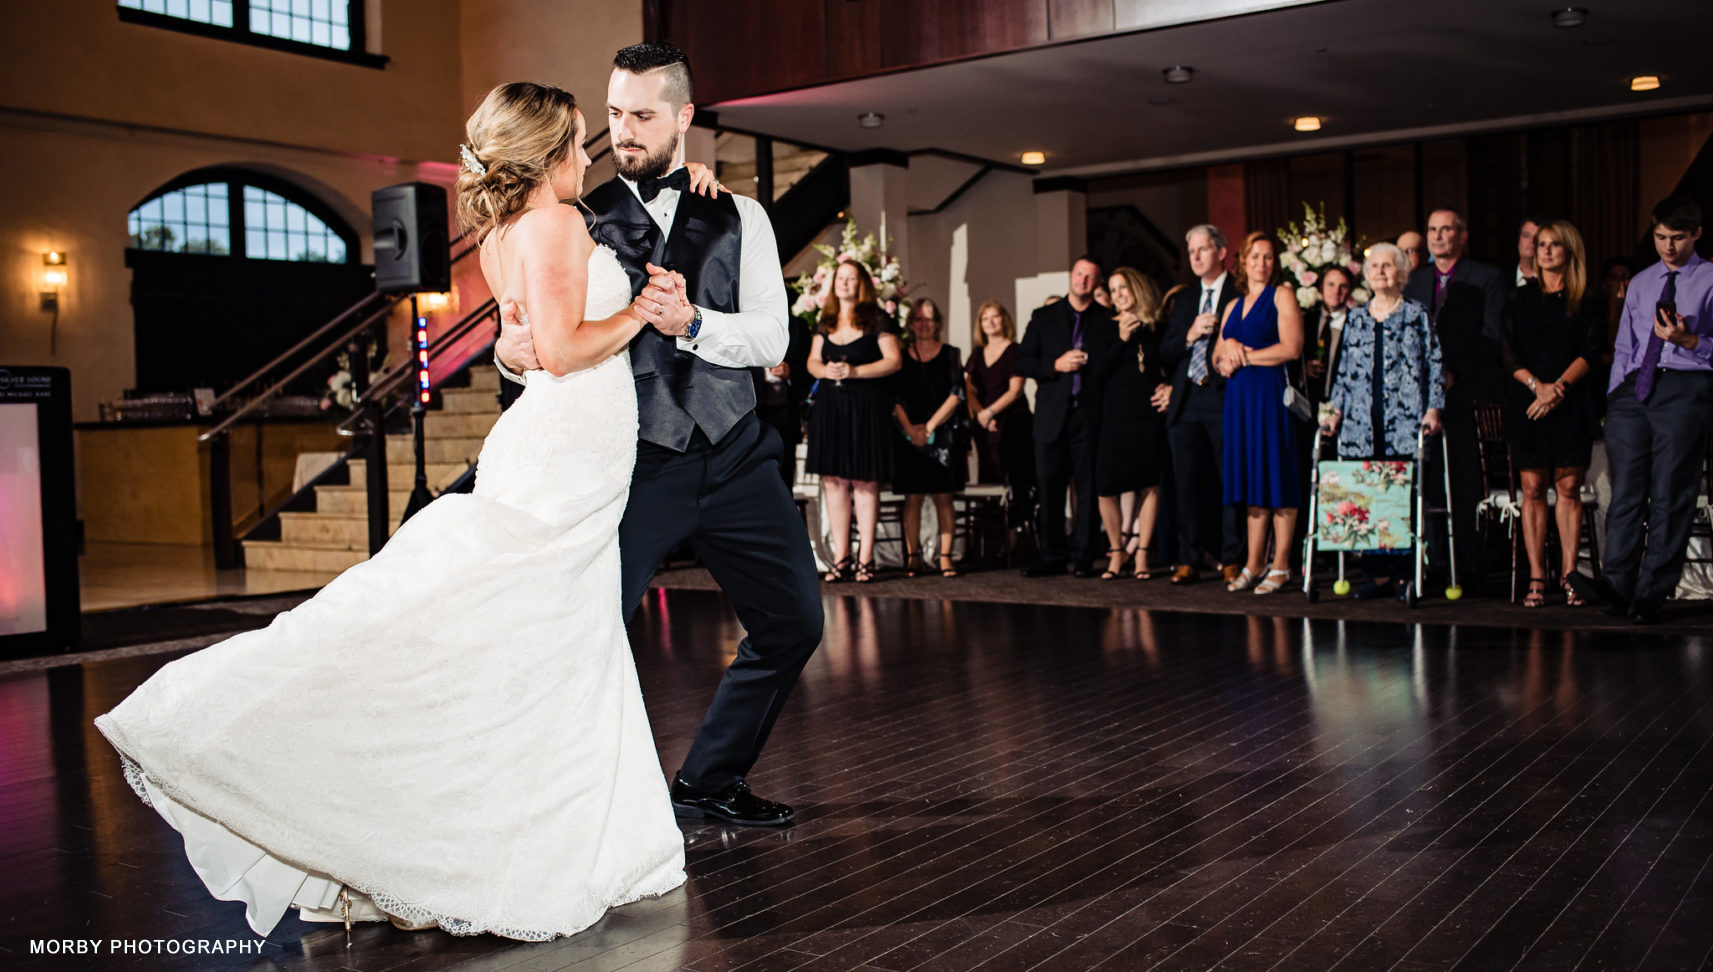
[1282,384,1315,424]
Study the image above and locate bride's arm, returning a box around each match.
[515,207,645,376]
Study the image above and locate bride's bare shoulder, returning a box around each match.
[509,204,594,257]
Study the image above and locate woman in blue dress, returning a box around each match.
[1214,231,1305,594]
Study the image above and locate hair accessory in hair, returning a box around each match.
[459,143,487,177]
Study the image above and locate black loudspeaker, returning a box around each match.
[372,182,451,294]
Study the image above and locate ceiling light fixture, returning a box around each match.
[857,112,884,129]
[1020,151,1046,166]
[1163,66,1194,84]
[1294,116,1322,132]
[1551,7,1588,28]
[1630,75,1661,92]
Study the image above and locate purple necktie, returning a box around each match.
[1633,270,1678,403]
[1070,310,1084,397]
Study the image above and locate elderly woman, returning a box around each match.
[1322,242,1447,599]
[1502,220,1604,607]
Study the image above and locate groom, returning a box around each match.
[496,42,822,826]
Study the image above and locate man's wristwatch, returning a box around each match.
[685,306,703,341]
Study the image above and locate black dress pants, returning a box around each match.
[1603,371,1713,604]
[619,413,824,792]
[1034,403,1099,566]
[1167,388,1243,566]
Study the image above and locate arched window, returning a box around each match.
[125,168,370,394]
[127,170,356,264]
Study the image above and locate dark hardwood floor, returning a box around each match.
[2,589,1710,970]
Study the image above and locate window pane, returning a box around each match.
[327,237,346,263]
[268,230,287,260]
[312,21,329,47]
[247,229,266,257]
[211,0,231,26]
[166,0,188,17]
[331,25,348,49]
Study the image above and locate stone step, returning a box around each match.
[279,512,377,549]
[440,387,501,414]
[465,368,501,392]
[386,434,484,464]
[242,540,369,573]
[424,410,499,438]
[312,484,414,519]
[341,459,468,491]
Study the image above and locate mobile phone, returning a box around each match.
[1657,299,1677,323]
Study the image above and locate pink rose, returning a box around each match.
[1302,270,1319,286]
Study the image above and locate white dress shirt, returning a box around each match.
[499,169,788,383]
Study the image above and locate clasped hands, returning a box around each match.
[1526,378,1567,421]
[1213,342,1252,377]
[494,263,690,373]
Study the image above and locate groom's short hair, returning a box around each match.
[613,42,693,107]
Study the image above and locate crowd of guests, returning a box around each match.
[789,194,1711,620]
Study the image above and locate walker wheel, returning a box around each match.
[1333,579,1352,597]
[1444,585,1464,601]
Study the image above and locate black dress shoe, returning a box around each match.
[1072,563,1099,578]
[670,776,794,826]
[1023,561,1067,578]
[1630,598,1663,626]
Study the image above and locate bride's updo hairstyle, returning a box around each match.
[455,81,579,240]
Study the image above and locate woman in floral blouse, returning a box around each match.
[1322,242,1447,598]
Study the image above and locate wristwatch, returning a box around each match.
[685,306,703,341]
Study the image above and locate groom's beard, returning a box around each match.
[614,133,679,183]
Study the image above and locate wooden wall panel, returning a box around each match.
[1048,0,1113,40]
[675,0,828,104]
[825,0,883,80]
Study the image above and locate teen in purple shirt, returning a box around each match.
[1584,195,1713,624]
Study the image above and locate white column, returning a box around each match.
[682,124,716,170]
[849,159,910,275]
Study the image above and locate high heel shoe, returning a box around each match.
[1132,546,1153,580]
[938,554,959,578]
[854,561,879,583]
[1099,547,1128,580]
[904,553,927,578]
[386,912,438,932]
[823,557,853,583]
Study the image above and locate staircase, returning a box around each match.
[242,369,503,572]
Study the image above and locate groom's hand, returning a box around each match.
[496,298,541,373]
[636,262,695,336]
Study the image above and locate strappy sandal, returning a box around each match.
[823,557,853,583]
[903,553,927,578]
[854,561,878,583]
[1226,567,1258,592]
[1132,546,1153,580]
[939,554,960,578]
[1523,577,1547,608]
[1099,547,1128,580]
[1560,574,1586,607]
[1253,568,1290,595]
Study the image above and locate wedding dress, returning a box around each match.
[95,245,685,941]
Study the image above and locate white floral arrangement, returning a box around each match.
[1277,202,1371,311]
[789,219,909,326]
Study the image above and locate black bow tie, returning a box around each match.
[639,168,690,203]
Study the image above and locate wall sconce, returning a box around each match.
[418,291,452,313]
[41,252,68,311]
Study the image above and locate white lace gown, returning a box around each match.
[94,246,685,941]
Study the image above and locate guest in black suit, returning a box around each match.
[1015,256,1118,576]
[1159,224,1244,584]
[1402,207,1505,588]
[754,313,814,489]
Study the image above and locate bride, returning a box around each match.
[94,82,698,941]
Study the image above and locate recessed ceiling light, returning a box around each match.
[1020,151,1046,166]
[1551,7,1588,28]
[1294,116,1322,132]
[857,112,884,129]
[1163,66,1194,84]
[1631,75,1661,92]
